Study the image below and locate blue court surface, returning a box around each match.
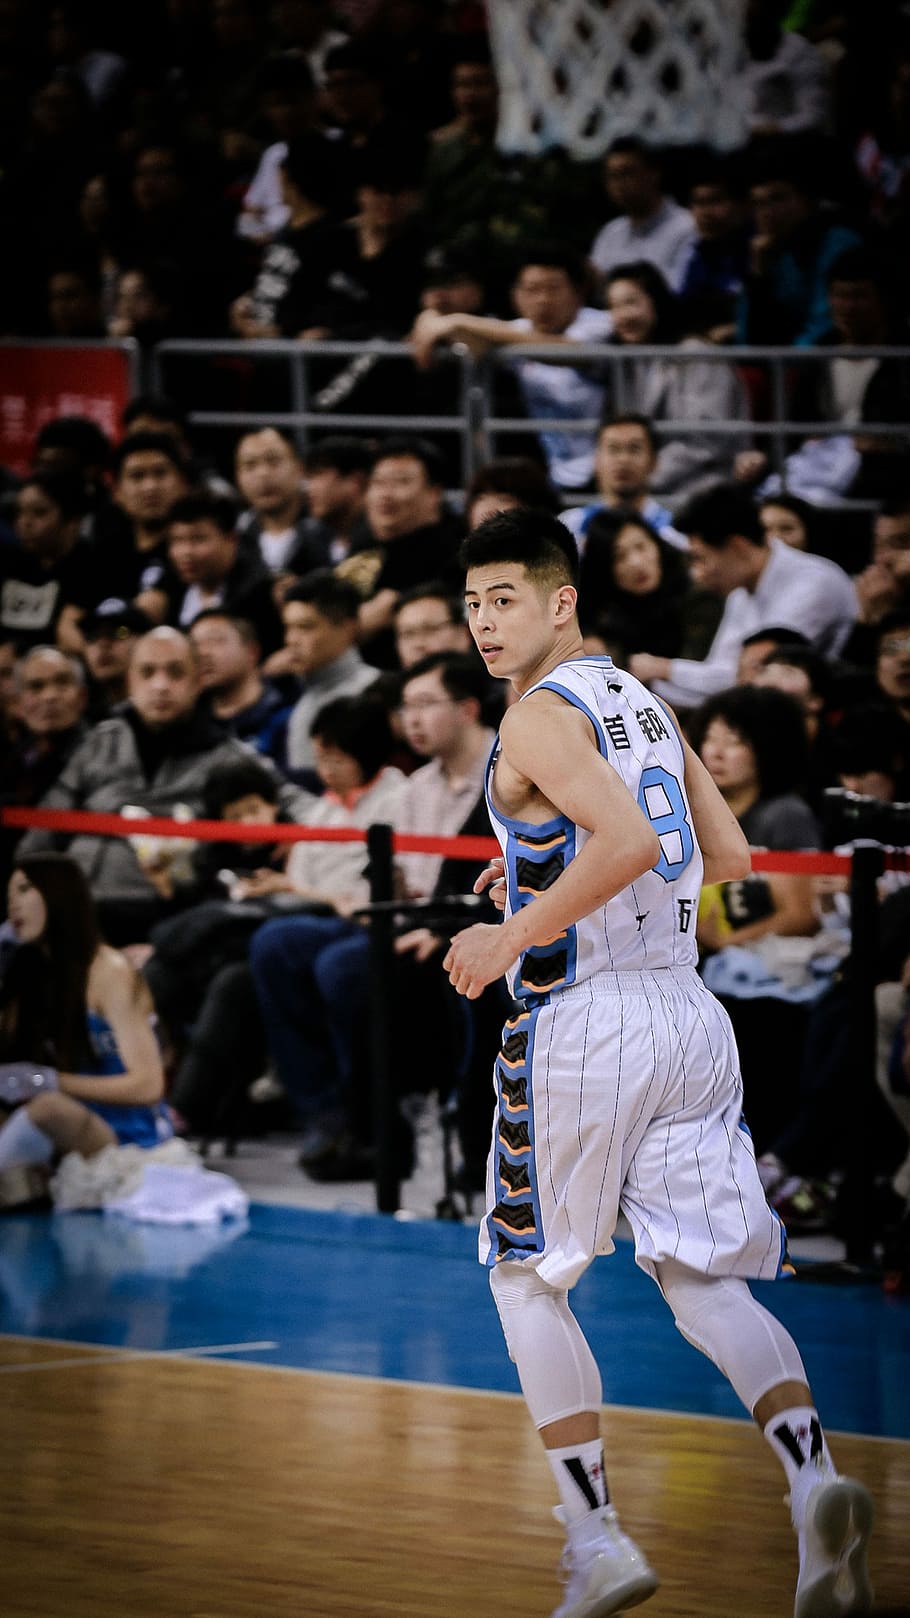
[1,1202,908,1439]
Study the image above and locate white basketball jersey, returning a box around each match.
[486,656,704,999]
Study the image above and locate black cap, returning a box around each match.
[81,598,152,639]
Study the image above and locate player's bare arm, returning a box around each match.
[444,693,660,998]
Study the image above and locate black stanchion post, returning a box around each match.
[842,840,885,1268]
[367,822,398,1214]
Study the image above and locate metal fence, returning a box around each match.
[148,337,910,496]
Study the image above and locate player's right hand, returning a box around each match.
[474,857,506,912]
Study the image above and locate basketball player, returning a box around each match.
[443,507,873,1618]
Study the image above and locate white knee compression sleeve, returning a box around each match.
[490,1264,603,1429]
[655,1258,806,1414]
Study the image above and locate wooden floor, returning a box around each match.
[3,1337,908,1618]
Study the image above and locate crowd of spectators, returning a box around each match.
[1,1,910,1261]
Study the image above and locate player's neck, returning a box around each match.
[511,631,586,697]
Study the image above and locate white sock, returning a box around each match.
[0,1109,54,1171]
[763,1406,836,1523]
[546,1439,609,1524]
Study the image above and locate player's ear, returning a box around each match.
[554,584,577,621]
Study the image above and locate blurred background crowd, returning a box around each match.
[1,0,910,1261]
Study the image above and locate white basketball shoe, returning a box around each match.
[794,1474,874,1618]
[551,1504,659,1618]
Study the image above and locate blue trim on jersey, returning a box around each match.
[485,1003,546,1267]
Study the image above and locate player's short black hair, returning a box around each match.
[460,507,580,589]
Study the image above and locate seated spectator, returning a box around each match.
[589,136,696,293]
[81,599,152,717]
[31,416,114,512]
[417,244,488,321]
[280,570,380,782]
[689,684,824,1152]
[17,626,270,945]
[734,0,832,138]
[789,247,910,504]
[119,397,237,502]
[464,457,559,529]
[234,427,328,584]
[422,39,500,257]
[411,244,613,492]
[576,509,722,665]
[302,140,426,340]
[0,854,171,1199]
[604,261,750,508]
[249,651,496,1179]
[559,414,682,549]
[107,259,183,347]
[735,624,813,685]
[872,610,910,730]
[677,152,750,342]
[392,583,470,669]
[96,432,193,618]
[737,147,862,346]
[228,132,350,339]
[844,497,910,666]
[158,698,406,1141]
[758,494,820,552]
[163,492,283,654]
[320,39,424,164]
[189,609,290,754]
[357,436,464,657]
[235,53,322,245]
[301,436,373,566]
[119,139,236,334]
[854,32,910,248]
[44,260,105,337]
[1,470,99,653]
[630,485,858,711]
[1,646,88,812]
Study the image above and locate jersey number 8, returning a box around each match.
[637,765,695,882]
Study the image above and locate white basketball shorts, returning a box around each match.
[479,965,787,1290]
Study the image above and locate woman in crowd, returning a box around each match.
[758,492,818,551]
[687,685,825,1152]
[0,853,171,1199]
[576,507,722,663]
[604,259,749,509]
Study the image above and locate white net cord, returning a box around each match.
[487,0,748,158]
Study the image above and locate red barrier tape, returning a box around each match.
[0,805,888,874]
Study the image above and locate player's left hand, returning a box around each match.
[443,923,515,999]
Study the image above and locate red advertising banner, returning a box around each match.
[0,343,135,475]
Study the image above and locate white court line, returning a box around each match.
[0,1340,279,1375]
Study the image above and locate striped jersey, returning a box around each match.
[485,656,704,999]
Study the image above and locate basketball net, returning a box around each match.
[486,0,748,157]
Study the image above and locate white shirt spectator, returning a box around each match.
[590,200,697,292]
[652,537,857,709]
[507,307,614,490]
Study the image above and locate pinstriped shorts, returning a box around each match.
[478,965,786,1290]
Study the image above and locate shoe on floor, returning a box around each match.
[551,1505,659,1618]
[794,1475,874,1618]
